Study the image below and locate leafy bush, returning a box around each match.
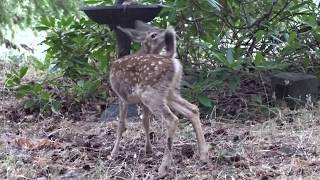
[4,0,320,115]
[5,16,115,113]
[4,66,58,113]
[156,0,319,108]
[5,66,29,88]
[37,16,113,79]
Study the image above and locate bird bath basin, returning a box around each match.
[81,5,163,27]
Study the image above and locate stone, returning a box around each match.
[100,100,140,121]
[271,72,319,109]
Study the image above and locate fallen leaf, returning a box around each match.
[33,156,49,166]
[33,139,51,150]
[14,137,59,150]
[15,137,35,150]
[8,175,29,180]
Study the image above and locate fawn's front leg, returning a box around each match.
[111,100,128,158]
[158,105,178,176]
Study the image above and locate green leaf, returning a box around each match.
[4,79,15,88]
[207,0,222,11]
[226,48,234,64]
[24,99,35,109]
[288,32,297,44]
[35,26,50,31]
[5,72,21,88]
[300,14,318,28]
[228,75,240,92]
[253,95,262,104]
[84,0,97,4]
[289,2,308,11]
[32,84,43,93]
[40,91,50,100]
[255,30,264,42]
[19,66,28,78]
[181,80,193,88]
[48,17,56,27]
[61,17,73,27]
[16,84,34,98]
[212,51,227,65]
[50,100,61,113]
[32,59,45,70]
[84,0,112,5]
[254,52,264,65]
[40,17,54,27]
[198,95,213,108]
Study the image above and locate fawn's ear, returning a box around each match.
[164,26,177,58]
[116,26,146,42]
[134,20,161,32]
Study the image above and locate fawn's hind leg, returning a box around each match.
[142,105,153,154]
[141,91,178,175]
[168,92,208,161]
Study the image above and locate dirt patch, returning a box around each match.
[2,78,320,179]
[1,100,320,179]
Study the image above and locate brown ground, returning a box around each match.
[2,82,320,180]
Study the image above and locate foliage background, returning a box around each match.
[1,1,320,179]
[2,0,320,116]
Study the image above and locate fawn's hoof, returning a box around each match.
[200,152,209,163]
[158,163,170,177]
[145,147,153,155]
[110,150,119,158]
[199,145,209,161]
[156,172,169,179]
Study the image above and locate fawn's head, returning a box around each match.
[117,21,168,55]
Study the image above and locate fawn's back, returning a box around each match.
[110,54,179,103]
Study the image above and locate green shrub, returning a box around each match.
[4,0,320,115]
[5,16,115,113]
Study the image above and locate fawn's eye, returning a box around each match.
[150,33,158,39]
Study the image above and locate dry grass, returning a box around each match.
[2,82,320,180]
[1,66,320,179]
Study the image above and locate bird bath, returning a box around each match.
[81,3,163,57]
[81,2,163,121]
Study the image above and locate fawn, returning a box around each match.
[109,20,208,175]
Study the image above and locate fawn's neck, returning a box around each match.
[135,43,152,56]
[135,48,149,56]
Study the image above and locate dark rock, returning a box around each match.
[82,164,91,171]
[229,154,242,162]
[181,144,194,158]
[57,170,81,180]
[233,135,240,142]
[100,100,140,121]
[260,176,269,180]
[271,72,319,109]
[214,128,228,136]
